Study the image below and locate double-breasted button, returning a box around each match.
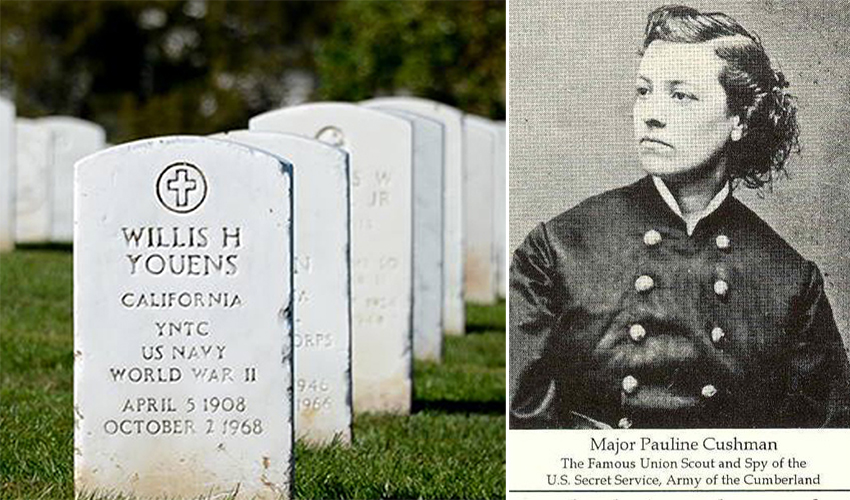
[635,275,654,293]
[618,417,632,429]
[714,279,729,297]
[643,229,662,247]
[715,234,731,250]
[622,375,639,394]
[701,384,718,398]
[711,326,725,344]
[628,324,646,342]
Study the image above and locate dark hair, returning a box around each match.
[643,5,800,189]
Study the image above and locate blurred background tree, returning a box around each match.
[0,0,505,143]
[316,1,505,117]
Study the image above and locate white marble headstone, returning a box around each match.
[212,129,352,444]
[250,103,413,414]
[74,136,293,499]
[39,116,106,243]
[0,98,15,251]
[361,104,444,362]
[15,119,52,244]
[362,97,466,335]
[463,115,498,304]
[494,121,507,299]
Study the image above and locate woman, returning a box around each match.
[510,5,850,429]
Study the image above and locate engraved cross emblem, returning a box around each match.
[156,162,208,214]
[166,168,197,208]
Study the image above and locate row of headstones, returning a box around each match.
[0,97,506,303]
[63,98,505,499]
[0,102,108,246]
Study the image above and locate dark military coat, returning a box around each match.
[510,175,850,429]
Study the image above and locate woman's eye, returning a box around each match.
[636,87,649,97]
[672,91,695,101]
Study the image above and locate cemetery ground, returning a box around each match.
[0,248,506,500]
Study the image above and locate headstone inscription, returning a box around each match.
[0,98,15,251]
[494,121,507,299]
[39,116,106,243]
[463,115,498,304]
[361,104,444,361]
[250,103,413,414]
[15,119,52,244]
[212,130,353,444]
[74,136,293,499]
[362,97,466,335]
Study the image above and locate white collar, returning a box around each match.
[652,176,730,236]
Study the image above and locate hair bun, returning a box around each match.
[774,70,789,89]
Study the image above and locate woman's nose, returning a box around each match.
[634,98,666,129]
[645,117,665,129]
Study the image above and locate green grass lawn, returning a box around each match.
[0,249,506,500]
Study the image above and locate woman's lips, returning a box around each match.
[640,137,674,148]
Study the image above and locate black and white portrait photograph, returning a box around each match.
[509,1,850,430]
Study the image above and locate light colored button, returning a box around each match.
[635,275,654,293]
[701,384,718,398]
[716,234,731,250]
[711,326,725,344]
[629,324,646,342]
[618,417,632,429]
[714,279,729,297]
[622,375,639,394]
[643,229,662,247]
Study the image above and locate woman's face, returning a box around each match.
[633,40,740,178]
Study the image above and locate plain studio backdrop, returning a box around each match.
[509,0,850,351]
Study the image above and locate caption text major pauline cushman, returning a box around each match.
[591,436,777,456]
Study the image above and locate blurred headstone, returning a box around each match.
[0,98,14,251]
[362,97,466,335]
[494,121,507,299]
[463,115,498,304]
[74,136,293,499]
[213,130,353,444]
[362,104,444,361]
[39,117,106,243]
[15,119,52,244]
[251,103,413,414]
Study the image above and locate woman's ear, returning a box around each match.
[730,116,745,142]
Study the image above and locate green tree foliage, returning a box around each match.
[0,1,505,143]
[316,1,506,119]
